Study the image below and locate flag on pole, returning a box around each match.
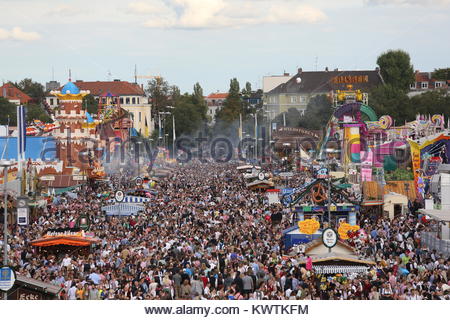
[17,105,26,158]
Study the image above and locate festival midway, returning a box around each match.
[0,1,449,318]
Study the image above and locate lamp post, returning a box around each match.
[1,160,12,300]
[136,141,142,176]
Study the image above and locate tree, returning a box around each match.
[146,77,170,117]
[432,68,450,81]
[273,108,302,128]
[82,94,98,114]
[0,97,17,126]
[215,78,241,123]
[192,83,207,121]
[15,78,45,101]
[368,84,412,124]
[376,50,415,91]
[298,94,333,130]
[241,82,252,97]
[26,104,53,123]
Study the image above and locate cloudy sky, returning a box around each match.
[0,0,449,93]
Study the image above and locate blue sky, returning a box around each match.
[0,0,449,94]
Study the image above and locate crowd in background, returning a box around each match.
[1,162,449,300]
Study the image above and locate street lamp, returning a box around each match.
[136,141,143,176]
[1,160,12,300]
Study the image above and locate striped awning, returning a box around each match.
[107,196,151,204]
[313,265,369,274]
[102,203,144,216]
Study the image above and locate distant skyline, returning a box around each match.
[0,0,449,94]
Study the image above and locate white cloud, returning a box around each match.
[366,0,450,5]
[0,27,41,41]
[46,5,85,17]
[127,0,326,29]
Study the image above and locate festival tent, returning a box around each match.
[31,228,100,247]
[102,203,145,216]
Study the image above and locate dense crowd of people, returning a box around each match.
[1,162,449,300]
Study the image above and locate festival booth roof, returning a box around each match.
[102,203,145,216]
[107,195,151,203]
[246,180,275,190]
[30,228,100,247]
[6,274,63,300]
[298,239,375,274]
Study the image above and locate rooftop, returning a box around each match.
[54,80,145,96]
[268,69,383,95]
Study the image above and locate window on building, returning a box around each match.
[421,82,428,89]
[139,112,141,122]
[410,83,416,90]
[435,81,442,88]
[126,98,130,104]
[120,97,123,104]
[137,97,140,104]
[132,97,136,104]
[49,98,54,105]
[290,96,297,103]
[300,96,307,103]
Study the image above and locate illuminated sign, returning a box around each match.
[332,75,369,84]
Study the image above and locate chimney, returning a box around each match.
[283,72,290,76]
[141,84,144,90]
[375,67,380,72]
[298,68,302,74]
[76,80,83,82]
[113,79,121,82]
[334,68,338,71]
[325,67,329,72]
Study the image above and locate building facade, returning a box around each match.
[0,83,32,105]
[264,68,384,117]
[205,92,228,123]
[408,71,450,97]
[46,80,152,137]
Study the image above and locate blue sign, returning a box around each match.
[0,266,16,292]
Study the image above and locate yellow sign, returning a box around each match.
[298,218,320,235]
[332,75,369,84]
[338,223,360,240]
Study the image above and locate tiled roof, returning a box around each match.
[268,70,383,95]
[415,72,431,82]
[206,93,228,99]
[0,83,32,103]
[61,81,145,96]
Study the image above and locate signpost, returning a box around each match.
[322,228,338,253]
[17,196,29,226]
[0,266,16,295]
[115,190,125,203]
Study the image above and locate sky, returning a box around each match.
[0,0,449,94]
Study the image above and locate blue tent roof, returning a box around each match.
[61,82,80,95]
[0,136,57,160]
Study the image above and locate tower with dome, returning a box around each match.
[50,80,101,175]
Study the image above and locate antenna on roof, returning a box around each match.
[52,66,55,81]
[107,70,112,81]
[314,55,318,71]
[134,64,137,84]
[69,69,72,82]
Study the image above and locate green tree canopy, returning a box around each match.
[368,84,412,124]
[14,78,45,100]
[82,94,98,114]
[26,103,53,123]
[298,94,333,130]
[376,50,415,91]
[146,77,170,117]
[0,97,17,126]
[432,68,450,81]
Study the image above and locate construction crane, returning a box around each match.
[133,65,161,83]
